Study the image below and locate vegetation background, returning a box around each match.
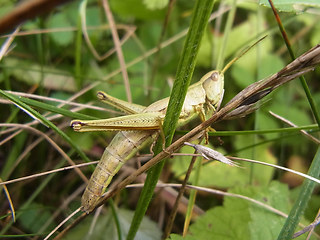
[0,0,319,239]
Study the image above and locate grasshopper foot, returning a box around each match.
[70,120,86,131]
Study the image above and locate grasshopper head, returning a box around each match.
[201,70,224,107]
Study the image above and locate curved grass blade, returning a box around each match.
[126,0,217,239]
[277,147,320,240]
[0,89,90,163]
[16,94,97,120]
[0,177,15,222]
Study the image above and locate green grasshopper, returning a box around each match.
[71,69,224,213]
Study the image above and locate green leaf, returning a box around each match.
[3,58,77,92]
[269,101,312,126]
[110,0,166,20]
[143,0,169,10]
[234,134,277,186]
[18,203,55,234]
[277,147,320,239]
[64,208,161,240]
[68,130,94,152]
[259,0,320,12]
[231,53,284,89]
[181,182,291,240]
[47,13,74,46]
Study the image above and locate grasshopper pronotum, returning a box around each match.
[71,69,225,213]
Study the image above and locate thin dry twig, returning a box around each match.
[0,24,135,38]
[0,0,72,34]
[293,212,320,239]
[269,111,320,144]
[80,1,136,62]
[44,207,83,240]
[0,161,98,187]
[102,0,132,102]
[163,140,200,238]
[229,157,320,185]
[0,123,88,183]
[0,27,19,60]
[4,90,117,113]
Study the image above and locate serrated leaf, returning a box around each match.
[180,182,291,240]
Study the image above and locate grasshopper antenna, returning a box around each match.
[221,35,267,74]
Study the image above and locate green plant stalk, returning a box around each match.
[36,24,45,95]
[0,90,90,164]
[126,0,216,239]
[277,147,320,239]
[109,199,122,240]
[75,14,83,89]
[250,2,264,185]
[266,2,320,238]
[0,132,27,180]
[1,64,20,131]
[269,0,320,128]
[216,0,237,70]
[176,124,319,136]
[183,153,202,236]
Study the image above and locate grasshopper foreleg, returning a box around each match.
[97,91,146,114]
[195,105,214,144]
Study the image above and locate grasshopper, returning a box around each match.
[70,38,266,213]
[71,69,224,213]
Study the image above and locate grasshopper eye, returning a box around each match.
[209,71,219,81]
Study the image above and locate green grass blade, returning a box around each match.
[126,0,217,239]
[183,151,202,235]
[109,199,122,240]
[277,147,320,239]
[0,89,90,163]
[216,0,237,70]
[74,12,83,89]
[16,94,97,120]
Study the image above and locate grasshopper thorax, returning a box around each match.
[201,70,224,107]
